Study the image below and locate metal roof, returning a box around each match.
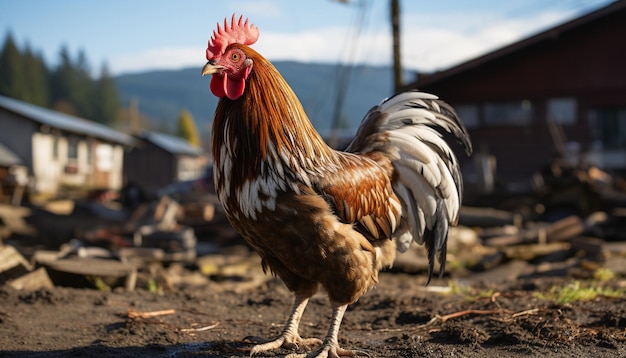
[0,142,22,166]
[0,95,134,145]
[141,131,204,156]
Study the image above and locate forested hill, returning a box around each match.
[115,62,412,136]
[1,33,412,139]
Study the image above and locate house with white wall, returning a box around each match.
[0,95,133,196]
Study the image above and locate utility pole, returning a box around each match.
[391,0,402,93]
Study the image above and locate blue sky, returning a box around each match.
[1,0,614,75]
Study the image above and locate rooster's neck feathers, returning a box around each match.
[214,49,335,168]
[212,48,338,218]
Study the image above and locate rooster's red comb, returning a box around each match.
[206,15,259,60]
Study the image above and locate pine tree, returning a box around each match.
[1,32,123,124]
[50,46,80,115]
[50,47,94,118]
[74,49,95,118]
[22,43,50,107]
[0,32,27,100]
[92,63,120,125]
[176,109,201,147]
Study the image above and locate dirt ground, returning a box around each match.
[1,263,625,358]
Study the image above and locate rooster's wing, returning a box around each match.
[313,152,403,242]
[309,91,470,281]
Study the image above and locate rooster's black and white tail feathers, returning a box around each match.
[348,91,472,283]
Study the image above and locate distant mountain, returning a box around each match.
[115,61,413,137]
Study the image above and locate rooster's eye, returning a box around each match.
[231,52,241,62]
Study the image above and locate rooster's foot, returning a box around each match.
[284,341,370,358]
[246,333,322,355]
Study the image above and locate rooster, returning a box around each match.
[202,15,472,358]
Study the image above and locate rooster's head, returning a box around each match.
[202,15,259,100]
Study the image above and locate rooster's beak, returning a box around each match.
[201,61,224,76]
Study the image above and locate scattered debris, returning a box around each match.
[7,267,54,290]
[482,214,587,246]
[0,244,32,282]
[0,245,54,290]
[0,160,625,293]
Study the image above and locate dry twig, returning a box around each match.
[408,307,541,330]
[375,307,542,333]
[180,322,220,332]
[127,308,176,319]
[490,292,501,303]
[436,309,514,323]
[511,308,540,318]
[124,307,220,336]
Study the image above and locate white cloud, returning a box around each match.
[109,47,203,74]
[400,10,577,71]
[109,9,577,75]
[256,27,357,63]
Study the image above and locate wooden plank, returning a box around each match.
[41,257,136,290]
[0,204,36,237]
[570,236,606,263]
[9,267,54,290]
[0,244,32,283]
[43,257,134,277]
[459,206,522,228]
[503,242,570,261]
[484,215,584,246]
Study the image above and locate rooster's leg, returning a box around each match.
[249,295,322,355]
[286,303,369,358]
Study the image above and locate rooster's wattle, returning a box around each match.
[202,15,472,357]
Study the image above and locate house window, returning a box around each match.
[67,137,78,160]
[86,140,93,165]
[589,107,626,149]
[454,104,479,128]
[483,100,534,126]
[96,144,114,172]
[547,98,577,124]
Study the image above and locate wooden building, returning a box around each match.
[124,132,207,193]
[0,95,133,196]
[407,1,626,185]
[0,142,27,204]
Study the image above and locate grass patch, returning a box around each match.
[447,280,495,301]
[534,281,624,305]
[593,268,615,281]
[86,276,109,292]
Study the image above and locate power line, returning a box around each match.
[327,0,372,146]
